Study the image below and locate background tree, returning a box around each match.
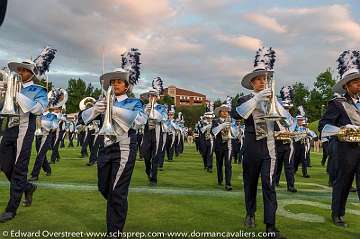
[66,78,101,113]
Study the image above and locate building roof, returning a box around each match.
[164,87,206,97]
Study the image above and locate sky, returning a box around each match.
[0,0,360,100]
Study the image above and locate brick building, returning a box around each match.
[140,85,207,107]
[162,85,206,106]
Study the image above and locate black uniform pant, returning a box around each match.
[174,134,180,157]
[0,124,36,214]
[166,133,175,161]
[68,132,74,147]
[194,137,199,151]
[231,139,242,163]
[77,131,85,147]
[294,141,308,176]
[51,130,65,162]
[158,133,167,168]
[332,141,360,217]
[203,139,213,170]
[32,134,52,177]
[89,135,103,164]
[215,141,232,186]
[136,133,143,159]
[242,133,277,225]
[142,129,162,183]
[275,141,295,188]
[97,133,137,233]
[60,132,66,148]
[81,132,95,157]
[327,139,338,186]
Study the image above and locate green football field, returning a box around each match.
[0,143,359,239]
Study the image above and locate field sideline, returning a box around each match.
[0,143,359,239]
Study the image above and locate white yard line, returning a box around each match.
[0,181,358,202]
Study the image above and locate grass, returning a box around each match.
[0,143,359,239]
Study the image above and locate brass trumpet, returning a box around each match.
[260,73,285,121]
[98,86,116,137]
[0,70,21,116]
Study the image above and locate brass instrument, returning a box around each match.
[338,127,360,142]
[34,116,43,136]
[0,70,21,116]
[148,96,157,129]
[221,116,232,142]
[274,131,307,140]
[98,86,116,137]
[260,73,285,121]
[79,97,96,111]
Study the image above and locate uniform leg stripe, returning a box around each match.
[113,140,130,190]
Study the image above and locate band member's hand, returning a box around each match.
[345,124,360,131]
[254,88,272,102]
[225,122,231,128]
[145,104,151,113]
[93,99,106,114]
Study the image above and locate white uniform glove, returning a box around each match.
[93,99,106,114]
[145,104,152,113]
[345,124,360,130]
[225,122,231,128]
[254,88,272,102]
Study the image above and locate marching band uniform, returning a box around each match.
[30,110,60,180]
[200,112,214,173]
[50,110,66,163]
[80,68,147,233]
[67,120,75,147]
[0,59,49,222]
[274,89,297,192]
[231,121,243,164]
[231,47,286,238]
[165,106,177,162]
[212,103,236,191]
[319,50,360,227]
[141,81,167,185]
[88,120,101,166]
[158,106,169,170]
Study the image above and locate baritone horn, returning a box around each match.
[98,86,116,137]
[0,69,21,116]
[260,73,285,121]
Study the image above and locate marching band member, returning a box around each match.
[79,66,147,234]
[212,99,237,191]
[30,92,65,181]
[231,47,286,238]
[49,89,68,164]
[141,77,167,186]
[319,50,360,227]
[201,109,215,173]
[87,119,101,166]
[67,119,75,147]
[231,119,243,164]
[293,114,311,178]
[274,86,297,192]
[158,105,169,171]
[0,57,51,222]
[165,105,177,162]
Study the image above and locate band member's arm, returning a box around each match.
[319,100,342,137]
[211,119,228,137]
[112,100,148,131]
[16,88,48,115]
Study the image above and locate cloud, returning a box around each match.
[216,34,263,51]
[267,4,360,44]
[243,13,287,33]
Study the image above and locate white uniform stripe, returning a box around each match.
[266,121,276,185]
[112,139,130,190]
[15,121,30,164]
[289,141,294,163]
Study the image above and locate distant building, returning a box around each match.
[162,85,206,106]
[140,85,207,107]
